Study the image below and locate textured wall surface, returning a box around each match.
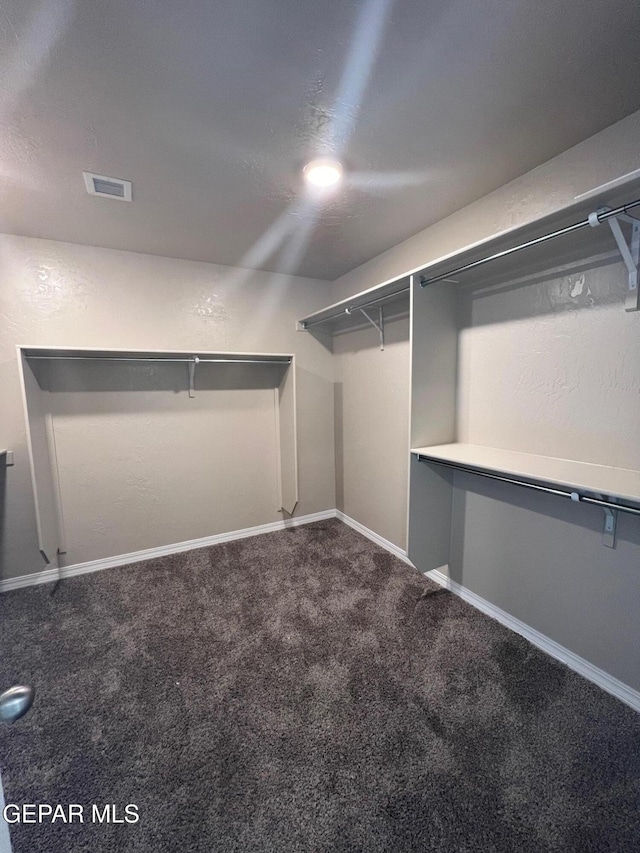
[45,364,282,565]
[0,236,335,578]
[333,314,410,548]
[457,255,640,470]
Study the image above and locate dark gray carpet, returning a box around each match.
[0,518,639,852]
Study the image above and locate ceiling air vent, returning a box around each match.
[83,172,132,201]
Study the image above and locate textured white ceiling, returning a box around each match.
[1,0,640,280]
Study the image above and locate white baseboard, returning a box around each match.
[0,509,337,594]
[335,510,413,565]
[427,569,640,713]
[334,511,640,714]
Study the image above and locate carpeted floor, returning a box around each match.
[0,518,639,852]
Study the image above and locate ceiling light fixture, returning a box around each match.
[303,158,344,189]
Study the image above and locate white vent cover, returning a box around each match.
[83,172,132,201]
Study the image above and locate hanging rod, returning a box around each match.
[25,356,291,365]
[300,285,410,329]
[419,196,640,287]
[415,454,640,517]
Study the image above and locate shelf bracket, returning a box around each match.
[586,492,617,548]
[188,356,199,398]
[597,494,618,549]
[602,507,617,549]
[591,208,640,311]
[355,306,385,351]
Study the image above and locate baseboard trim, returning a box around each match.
[0,510,337,593]
[333,512,639,713]
[427,569,640,713]
[335,510,413,565]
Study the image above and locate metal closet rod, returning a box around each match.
[420,196,640,287]
[416,455,640,517]
[25,356,290,364]
[301,285,410,329]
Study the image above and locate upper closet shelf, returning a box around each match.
[20,347,293,397]
[412,443,640,515]
[297,276,410,348]
[20,346,292,364]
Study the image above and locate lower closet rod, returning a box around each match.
[415,456,640,517]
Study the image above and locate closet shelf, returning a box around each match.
[20,346,292,364]
[297,276,409,334]
[411,443,640,509]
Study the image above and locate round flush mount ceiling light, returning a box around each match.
[303,158,344,188]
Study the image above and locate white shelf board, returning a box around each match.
[19,346,292,363]
[411,443,640,505]
[297,276,410,332]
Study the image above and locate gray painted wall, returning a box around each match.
[333,313,410,548]
[331,110,640,692]
[0,236,335,579]
[456,256,639,469]
[449,256,640,690]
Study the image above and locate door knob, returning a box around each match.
[0,685,35,723]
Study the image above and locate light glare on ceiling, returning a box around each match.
[303,158,344,188]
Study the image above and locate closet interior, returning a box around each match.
[17,347,298,567]
[300,189,640,573]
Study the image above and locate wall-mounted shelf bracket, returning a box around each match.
[590,207,640,312]
[602,505,617,548]
[188,356,199,398]
[571,489,617,548]
[600,493,617,549]
[347,306,384,350]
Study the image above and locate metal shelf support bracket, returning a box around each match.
[602,506,617,548]
[351,306,385,350]
[591,208,640,312]
[188,356,199,398]
[576,488,618,547]
[599,494,618,548]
